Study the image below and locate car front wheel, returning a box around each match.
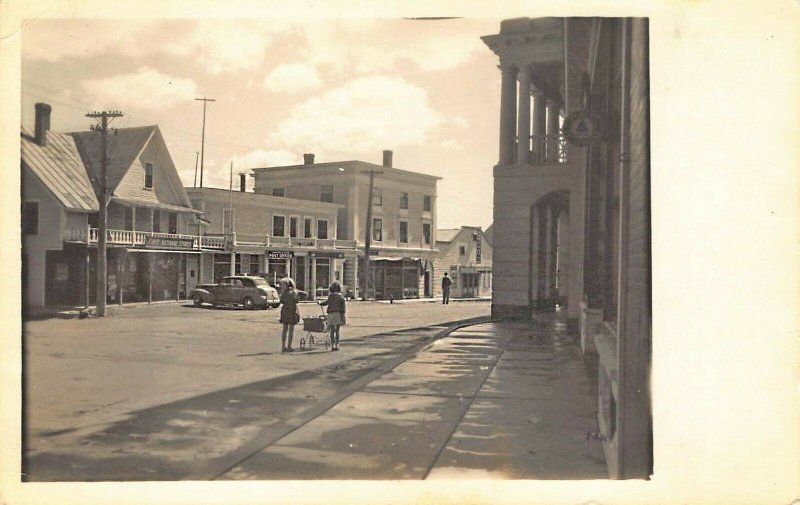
[242,296,255,310]
[193,294,203,307]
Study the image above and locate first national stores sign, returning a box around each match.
[144,236,195,250]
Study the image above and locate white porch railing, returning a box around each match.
[531,134,568,164]
[63,227,358,251]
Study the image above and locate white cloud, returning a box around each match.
[204,149,302,189]
[300,19,486,75]
[22,20,158,61]
[268,76,444,153]
[440,139,464,151]
[82,67,198,110]
[164,20,276,74]
[262,63,323,94]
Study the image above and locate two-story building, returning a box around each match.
[250,151,440,300]
[185,182,357,297]
[434,226,493,299]
[22,103,205,309]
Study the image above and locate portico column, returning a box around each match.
[547,100,561,161]
[516,65,532,164]
[544,205,554,300]
[352,256,359,298]
[530,205,540,309]
[498,65,517,164]
[533,91,547,162]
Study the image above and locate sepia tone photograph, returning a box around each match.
[19,14,650,482]
[3,1,799,504]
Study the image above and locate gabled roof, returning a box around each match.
[483,223,494,246]
[70,125,156,195]
[21,127,99,212]
[436,229,460,243]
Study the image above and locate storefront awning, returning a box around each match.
[372,256,421,263]
[125,248,201,254]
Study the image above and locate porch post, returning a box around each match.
[310,254,317,300]
[118,250,125,305]
[148,253,153,303]
[352,255,359,299]
[85,246,91,308]
[544,205,554,300]
[498,64,517,165]
[530,205,540,309]
[516,65,532,164]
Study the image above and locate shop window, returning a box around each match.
[273,187,285,197]
[317,219,328,239]
[304,217,313,238]
[152,210,161,232]
[289,216,299,238]
[320,184,334,203]
[483,272,491,288]
[273,215,286,237]
[423,195,432,212]
[399,221,408,243]
[372,188,383,206]
[423,223,431,245]
[400,192,408,209]
[459,245,466,256]
[222,208,235,234]
[124,208,133,231]
[144,162,154,189]
[168,212,178,234]
[22,201,38,235]
[372,218,383,242]
[88,212,99,228]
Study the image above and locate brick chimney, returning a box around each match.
[34,103,51,147]
[239,173,246,192]
[382,150,393,168]
[303,153,315,165]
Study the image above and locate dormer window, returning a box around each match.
[144,162,154,189]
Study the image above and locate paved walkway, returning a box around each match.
[219,317,606,480]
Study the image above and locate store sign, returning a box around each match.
[144,236,195,250]
[268,251,293,259]
[475,234,482,264]
[562,109,603,147]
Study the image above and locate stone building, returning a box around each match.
[483,18,652,478]
[250,151,440,300]
[433,226,493,299]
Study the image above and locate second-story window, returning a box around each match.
[372,218,383,242]
[459,245,466,256]
[168,212,178,234]
[320,184,334,203]
[399,221,408,243]
[423,223,431,245]
[272,187,285,197]
[289,216,299,238]
[273,215,285,237]
[144,162,154,189]
[152,209,161,232]
[317,219,328,239]
[372,188,383,206]
[304,217,313,238]
[223,208,234,234]
[400,192,408,209]
[423,195,432,212]
[124,207,133,231]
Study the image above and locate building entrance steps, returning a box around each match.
[221,315,607,480]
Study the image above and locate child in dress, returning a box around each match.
[319,281,346,351]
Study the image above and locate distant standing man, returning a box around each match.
[441,272,452,305]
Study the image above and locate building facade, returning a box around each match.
[250,151,440,300]
[483,18,652,478]
[185,185,357,298]
[434,226,493,299]
[22,104,203,309]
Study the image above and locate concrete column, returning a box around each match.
[547,100,561,161]
[533,91,547,162]
[498,65,517,164]
[352,255,359,299]
[516,66,532,164]
[544,205,554,299]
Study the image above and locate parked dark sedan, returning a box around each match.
[190,275,280,310]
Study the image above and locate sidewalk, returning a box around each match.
[216,314,606,480]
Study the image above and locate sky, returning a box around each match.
[21,17,504,230]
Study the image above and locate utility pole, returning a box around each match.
[361,169,382,300]
[193,151,199,187]
[195,97,215,188]
[86,109,123,317]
